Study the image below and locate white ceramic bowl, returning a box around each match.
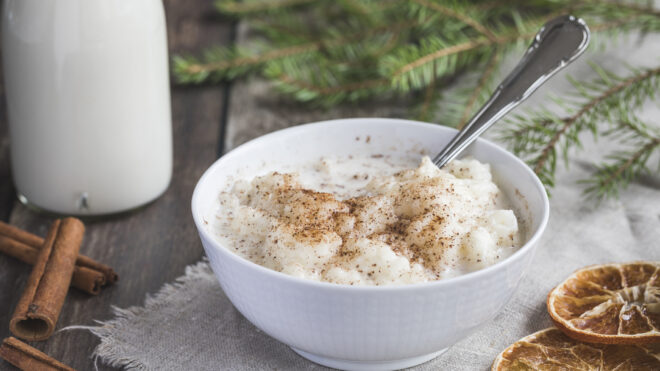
[192,118,549,370]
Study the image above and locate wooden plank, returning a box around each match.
[0,15,20,371]
[0,45,14,222]
[0,1,232,370]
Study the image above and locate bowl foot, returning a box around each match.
[291,347,448,371]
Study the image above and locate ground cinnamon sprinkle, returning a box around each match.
[213,155,521,285]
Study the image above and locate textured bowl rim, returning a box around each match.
[192,118,550,292]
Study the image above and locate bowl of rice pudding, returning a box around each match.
[192,118,549,370]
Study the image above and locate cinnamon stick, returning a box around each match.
[9,218,84,341]
[0,235,104,295]
[0,337,75,371]
[0,221,117,295]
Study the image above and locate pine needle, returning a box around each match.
[173,0,660,199]
[500,64,660,197]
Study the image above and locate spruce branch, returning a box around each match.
[582,134,660,200]
[173,43,318,83]
[382,13,653,93]
[533,65,660,175]
[263,51,390,105]
[174,16,423,84]
[411,0,497,41]
[383,35,494,91]
[176,0,660,91]
[174,0,660,199]
[500,64,660,196]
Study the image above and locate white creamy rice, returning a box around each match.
[208,154,521,285]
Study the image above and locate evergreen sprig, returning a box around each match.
[500,64,660,196]
[581,117,660,200]
[173,0,660,199]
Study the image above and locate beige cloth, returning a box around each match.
[87,157,660,370]
[88,32,660,370]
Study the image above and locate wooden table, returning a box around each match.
[0,2,234,369]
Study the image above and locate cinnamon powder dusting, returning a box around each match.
[212,155,520,285]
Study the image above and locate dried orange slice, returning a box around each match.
[492,327,660,370]
[547,262,659,344]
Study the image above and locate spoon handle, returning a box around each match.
[433,15,590,168]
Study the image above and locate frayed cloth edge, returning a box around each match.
[62,259,213,371]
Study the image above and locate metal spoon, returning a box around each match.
[433,15,590,168]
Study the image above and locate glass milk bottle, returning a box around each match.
[2,0,172,215]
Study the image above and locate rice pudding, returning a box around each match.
[208,154,520,285]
